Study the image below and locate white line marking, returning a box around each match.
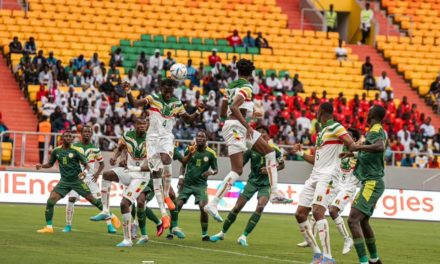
[49,227,307,264]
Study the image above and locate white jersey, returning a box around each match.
[313,120,348,175]
[334,154,359,187]
[226,79,254,118]
[144,94,185,138]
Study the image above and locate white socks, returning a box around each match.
[334,215,350,239]
[211,171,239,206]
[299,221,321,254]
[122,213,132,241]
[265,151,279,193]
[316,219,332,259]
[101,179,111,214]
[153,178,167,216]
[66,201,75,226]
[162,164,172,198]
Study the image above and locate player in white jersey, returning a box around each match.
[90,118,151,247]
[63,126,120,233]
[297,128,361,255]
[204,59,292,223]
[293,102,357,264]
[126,79,205,227]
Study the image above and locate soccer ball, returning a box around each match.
[170,63,187,80]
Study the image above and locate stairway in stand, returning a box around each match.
[349,44,440,129]
[0,0,22,10]
[276,0,315,30]
[0,56,39,166]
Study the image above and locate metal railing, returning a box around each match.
[301,8,325,32]
[2,131,440,169]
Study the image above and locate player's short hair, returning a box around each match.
[236,59,255,77]
[160,78,177,88]
[319,102,334,115]
[197,129,207,136]
[135,117,147,123]
[81,125,92,132]
[370,105,386,121]
[256,126,269,134]
[347,128,360,142]
[62,130,73,136]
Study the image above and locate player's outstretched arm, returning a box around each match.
[36,148,58,169]
[180,104,205,124]
[110,141,126,166]
[293,144,315,165]
[351,138,385,153]
[277,160,285,171]
[219,97,228,118]
[35,163,53,170]
[124,82,148,108]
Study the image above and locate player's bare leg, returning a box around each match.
[160,153,175,211]
[295,206,323,263]
[136,193,149,244]
[168,187,185,239]
[329,205,353,254]
[252,137,292,204]
[198,200,209,241]
[205,152,243,222]
[152,170,170,229]
[63,197,77,233]
[349,208,381,264]
[37,191,63,233]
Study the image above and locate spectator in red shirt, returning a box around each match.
[227,30,242,47]
[391,136,405,163]
[428,156,439,168]
[208,49,222,67]
[36,85,48,101]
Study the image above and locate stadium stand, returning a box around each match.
[0,0,438,168]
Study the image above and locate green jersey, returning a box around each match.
[354,124,387,181]
[49,146,88,182]
[244,143,283,187]
[120,130,147,167]
[71,142,103,177]
[184,147,218,186]
[146,94,185,137]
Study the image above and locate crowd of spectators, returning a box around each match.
[6,36,440,166]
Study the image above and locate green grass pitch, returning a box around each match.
[0,203,439,264]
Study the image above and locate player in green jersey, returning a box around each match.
[171,131,218,241]
[63,126,120,234]
[36,130,104,233]
[210,127,284,246]
[347,105,387,264]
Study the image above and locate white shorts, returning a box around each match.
[298,171,334,208]
[222,120,261,155]
[68,175,100,199]
[147,136,174,171]
[112,167,150,203]
[328,174,358,210]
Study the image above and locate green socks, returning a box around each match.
[137,207,146,236]
[201,222,208,236]
[131,204,137,219]
[145,207,160,225]
[366,237,379,259]
[171,209,179,230]
[222,212,237,233]
[45,199,56,225]
[243,212,261,236]
[354,238,369,263]
[90,198,103,211]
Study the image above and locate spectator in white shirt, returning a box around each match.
[296,110,312,135]
[149,49,163,71]
[186,84,196,102]
[136,68,151,90]
[110,48,124,67]
[262,94,271,112]
[281,74,293,91]
[123,69,138,88]
[397,124,412,151]
[420,117,435,138]
[229,55,238,73]
[203,109,216,123]
[335,39,347,61]
[90,53,100,68]
[266,73,282,92]
[42,96,57,117]
[377,71,391,91]
[38,65,53,88]
[250,78,260,95]
[380,87,394,101]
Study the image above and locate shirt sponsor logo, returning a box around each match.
[68,153,74,158]
[203,157,209,162]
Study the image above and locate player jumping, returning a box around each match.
[36,131,104,233]
[126,78,205,226]
[293,102,357,264]
[63,126,120,233]
[210,126,284,246]
[347,106,387,264]
[204,59,291,223]
[297,128,361,255]
[90,118,151,247]
[173,131,218,241]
